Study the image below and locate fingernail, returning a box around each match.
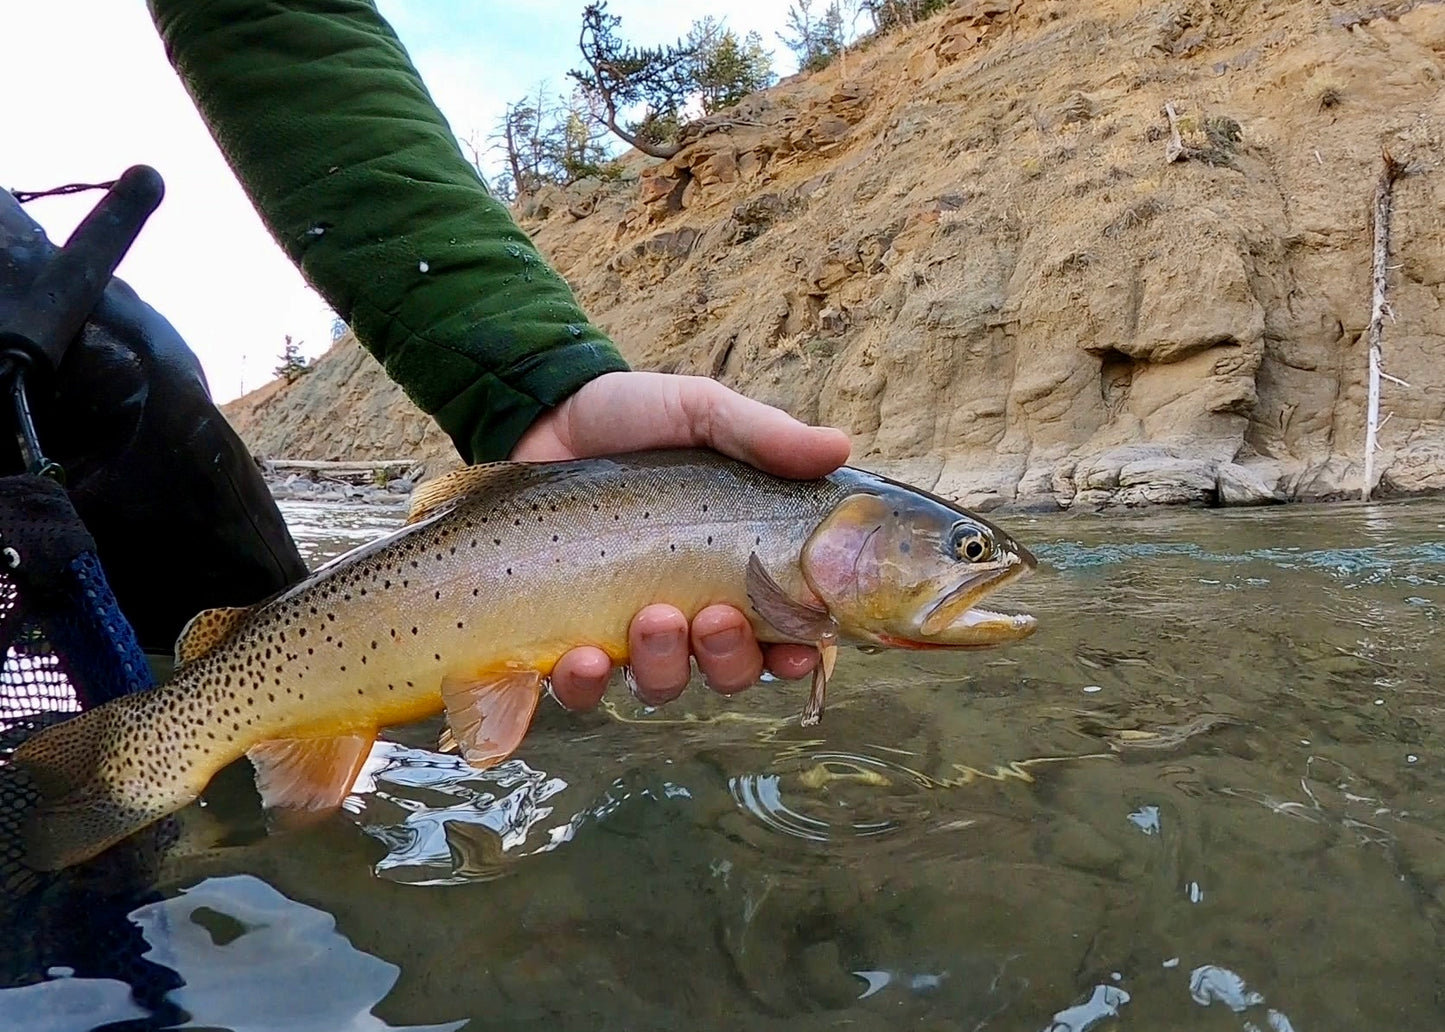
[699,626,743,656]
[639,625,685,656]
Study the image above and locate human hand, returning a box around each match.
[510,371,851,710]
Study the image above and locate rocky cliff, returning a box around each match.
[223,0,1445,509]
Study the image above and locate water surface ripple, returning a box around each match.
[4,498,1444,1030]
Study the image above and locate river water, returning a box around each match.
[7,496,1445,1030]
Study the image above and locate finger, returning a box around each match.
[691,605,765,695]
[527,371,851,480]
[685,378,852,480]
[762,643,819,681]
[550,646,613,712]
[628,604,693,705]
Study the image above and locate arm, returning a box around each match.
[147,0,628,463]
[147,0,851,706]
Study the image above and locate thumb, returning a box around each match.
[692,379,851,479]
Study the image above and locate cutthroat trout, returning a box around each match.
[13,450,1037,870]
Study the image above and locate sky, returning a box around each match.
[6,0,801,403]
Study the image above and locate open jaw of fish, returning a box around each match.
[917,559,1038,643]
[11,449,1042,871]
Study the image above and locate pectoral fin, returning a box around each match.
[746,554,836,640]
[247,734,375,814]
[803,642,838,728]
[440,669,544,768]
[746,553,840,727]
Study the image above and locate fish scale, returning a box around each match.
[12,449,1037,871]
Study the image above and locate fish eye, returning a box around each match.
[949,526,991,563]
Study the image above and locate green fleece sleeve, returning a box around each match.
[147,0,629,463]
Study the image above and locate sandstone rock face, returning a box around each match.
[222,335,459,472]
[227,0,1445,511]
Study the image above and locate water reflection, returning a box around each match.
[345,742,576,884]
[134,875,463,1032]
[0,874,463,1031]
[0,976,147,1032]
[7,497,1445,1029]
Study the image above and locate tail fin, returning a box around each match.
[10,701,193,871]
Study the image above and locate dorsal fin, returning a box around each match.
[174,606,252,666]
[406,462,523,525]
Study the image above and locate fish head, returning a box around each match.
[801,475,1037,650]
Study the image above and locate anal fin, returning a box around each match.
[247,734,375,815]
[441,669,544,768]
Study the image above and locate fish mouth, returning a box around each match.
[917,558,1037,645]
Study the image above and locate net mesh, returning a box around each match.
[0,473,177,1017]
[0,478,153,754]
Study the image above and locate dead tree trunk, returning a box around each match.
[1362,151,1404,501]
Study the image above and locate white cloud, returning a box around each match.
[7,1,808,404]
[7,1,336,403]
